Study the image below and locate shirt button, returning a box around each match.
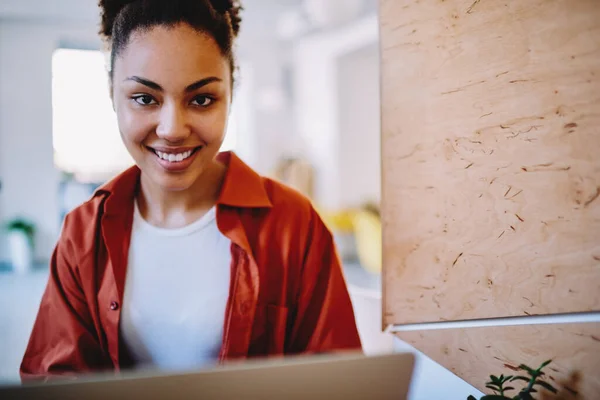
[110,301,119,311]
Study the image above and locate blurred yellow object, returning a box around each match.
[352,209,382,274]
[318,209,355,233]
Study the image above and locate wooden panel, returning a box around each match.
[381,0,600,324]
[397,323,600,399]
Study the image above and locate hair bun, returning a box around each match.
[208,0,242,37]
[98,0,137,39]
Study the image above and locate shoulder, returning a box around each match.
[63,194,105,229]
[260,177,331,239]
[58,192,107,263]
[60,166,138,254]
[263,177,313,216]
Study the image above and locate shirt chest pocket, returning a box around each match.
[250,304,289,356]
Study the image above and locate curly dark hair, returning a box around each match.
[98,0,243,82]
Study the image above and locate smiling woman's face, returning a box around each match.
[111,23,231,192]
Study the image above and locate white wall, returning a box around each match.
[337,43,381,208]
[235,40,294,176]
[394,338,483,400]
[0,270,48,382]
[0,20,101,263]
[0,0,98,24]
[292,15,379,210]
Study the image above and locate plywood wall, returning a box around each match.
[380,0,600,397]
[381,0,600,323]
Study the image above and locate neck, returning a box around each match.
[137,159,226,228]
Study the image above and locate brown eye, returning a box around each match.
[132,94,157,106]
[191,95,213,107]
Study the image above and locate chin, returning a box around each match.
[153,172,199,192]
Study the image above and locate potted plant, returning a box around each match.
[4,217,36,274]
[467,360,573,400]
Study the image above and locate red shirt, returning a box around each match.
[20,152,361,379]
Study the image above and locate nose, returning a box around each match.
[155,102,191,142]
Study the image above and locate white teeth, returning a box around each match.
[155,149,194,162]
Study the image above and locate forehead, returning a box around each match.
[114,23,230,86]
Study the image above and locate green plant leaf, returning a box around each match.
[537,360,552,371]
[529,388,537,393]
[4,217,36,247]
[486,385,500,392]
[490,375,500,384]
[519,364,537,376]
[510,376,530,383]
[503,387,515,392]
[467,396,478,400]
[481,395,512,400]
[535,380,557,393]
[504,376,514,382]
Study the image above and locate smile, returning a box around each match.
[145,145,202,172]
[147,146,201,161]
[155,149,194,162]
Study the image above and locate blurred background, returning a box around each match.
[0,0,387,383]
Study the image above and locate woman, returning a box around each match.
[20,0,361,379]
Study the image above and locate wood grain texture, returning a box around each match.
[396,323,600,399]
[381,0,600,324]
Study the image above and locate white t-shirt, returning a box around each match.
[120,202,231,371]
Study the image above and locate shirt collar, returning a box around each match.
[94,151,272,216]
[216,152,272,208]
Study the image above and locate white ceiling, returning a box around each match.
[0,0,302,24]
[0,0,99,24]
[0,0,377,40]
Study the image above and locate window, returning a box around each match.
[52,48,132,183]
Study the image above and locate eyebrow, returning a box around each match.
[124,76,223,92]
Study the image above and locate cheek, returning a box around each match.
[191,108,229,144]
[116,104,153,146]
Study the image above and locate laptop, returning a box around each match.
[0,352,415,400]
